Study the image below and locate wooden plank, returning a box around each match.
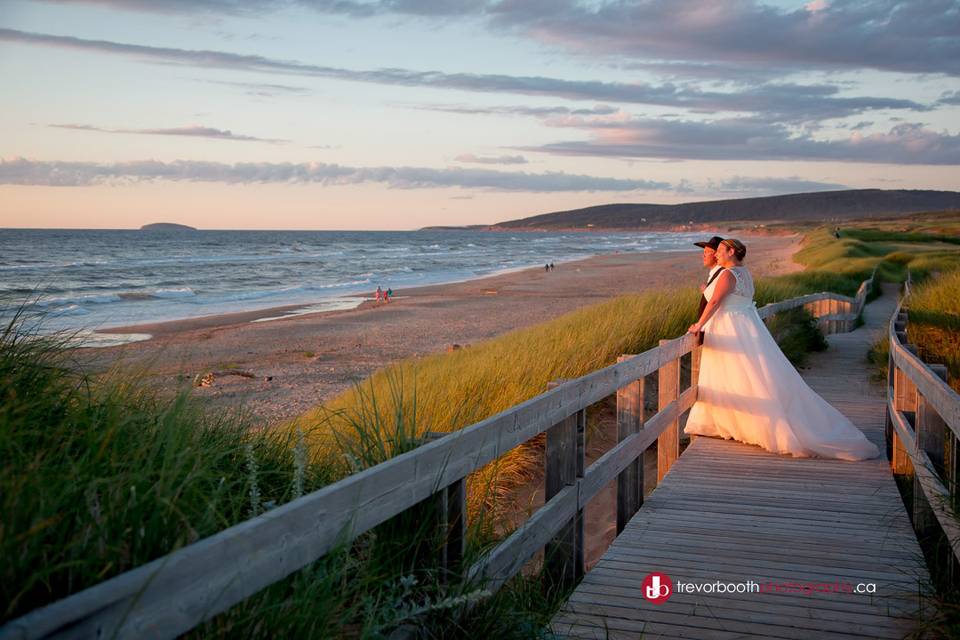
[889,401,960,565]
[892,338,960,436]
[467,484,577,593]
[579,388,695,509]
[915,364,949,539]
[552,282,929,639]
[658,339,680,483]
[615,360,643,535]
[0,339,695,640]
[545,380,580,591]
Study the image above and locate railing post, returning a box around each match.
[891,345,919,476]
[544,381,582,592]
[689,344,701,443]
[914,365,950,543]
[616,356,644,535]
[422,431,466,582]
[657,340,680,483]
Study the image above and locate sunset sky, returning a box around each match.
[1,0,958,230]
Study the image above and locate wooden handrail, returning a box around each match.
[885,268,960,575]
[888,276,960,436]
[0,269,880,640]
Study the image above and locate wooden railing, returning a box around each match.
[757,266,876,334]
[0,275,878,640]
[885,271,960,581]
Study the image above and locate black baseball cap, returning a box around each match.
[694,236,724,250]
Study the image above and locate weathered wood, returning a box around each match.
[579,388,696,510]
[657,339,680,483]
[615,358,643,535]
[545,381,580,592]
[553,275,929,639]
[891,338,960,437]
[913,364,949,544]
[423,431,466,581]
[467,485,577,594]
[0,335,695,640]
[4,271,899,640]
[889,400,960,564]
[689,345,701,443]
[892,343,919,475]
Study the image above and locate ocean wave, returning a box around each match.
[153,287,196,299]
[49,304,90,316]
[36,293,123,307]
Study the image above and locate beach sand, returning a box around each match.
[79,233,803,427]
[77,232,803,571]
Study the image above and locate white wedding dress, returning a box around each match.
[684,265,880,461]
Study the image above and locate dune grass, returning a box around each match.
[1,311,556,638]
[10,220,953,636]
[0,311,340,624]
[291,227,889,526]
[907,269,960,393]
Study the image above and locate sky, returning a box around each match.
[1,0,959,230]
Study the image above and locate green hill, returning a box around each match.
[454,189,960,230]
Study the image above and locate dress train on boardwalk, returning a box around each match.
[684,266,880,461]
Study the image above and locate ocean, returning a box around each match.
[0,228,710,345]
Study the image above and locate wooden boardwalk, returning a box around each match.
[550,286,933,639]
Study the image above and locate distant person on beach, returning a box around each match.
[545,263,549,272]
[376,285,383,303]
[834,228,841,239]
[385,288,393,303]
[550,262,555,271]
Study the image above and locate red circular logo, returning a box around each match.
[642,572,673,604]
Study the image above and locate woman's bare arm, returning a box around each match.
[688,270,735,333]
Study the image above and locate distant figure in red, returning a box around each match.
[376,285,383,303]
[385,287,393,303]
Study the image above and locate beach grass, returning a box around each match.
[8,219,959,636]
[291,228,891,526]
[1,310,558,637]
[906,268,960,393]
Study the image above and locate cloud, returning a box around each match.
[940,90,960,106]
[710,176,848,195]
[0,29,929,122]
[411,103,619,117]
[0,157,669,192]
[523,118,960,164]
[34,1,960,76]
[35,0,282,15]
[454,153,527,165]
[46,123,287,143]
[308,0,960,77]
[203,79,311,97]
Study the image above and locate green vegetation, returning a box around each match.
[908,269,960,393]
[0,313,555,637]
[10,216,959,637]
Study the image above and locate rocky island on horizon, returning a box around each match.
[139,222,198,232]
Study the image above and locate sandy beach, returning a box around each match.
[78,232,804,426]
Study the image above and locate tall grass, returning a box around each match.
[12,220,951,636]
[291,234,882,523]
[1,311,558,637]
[0,311,340,624]
[907,269,960,393]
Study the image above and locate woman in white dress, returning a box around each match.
[684,238,880,461]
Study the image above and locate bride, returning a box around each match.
[683,238,880,461]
